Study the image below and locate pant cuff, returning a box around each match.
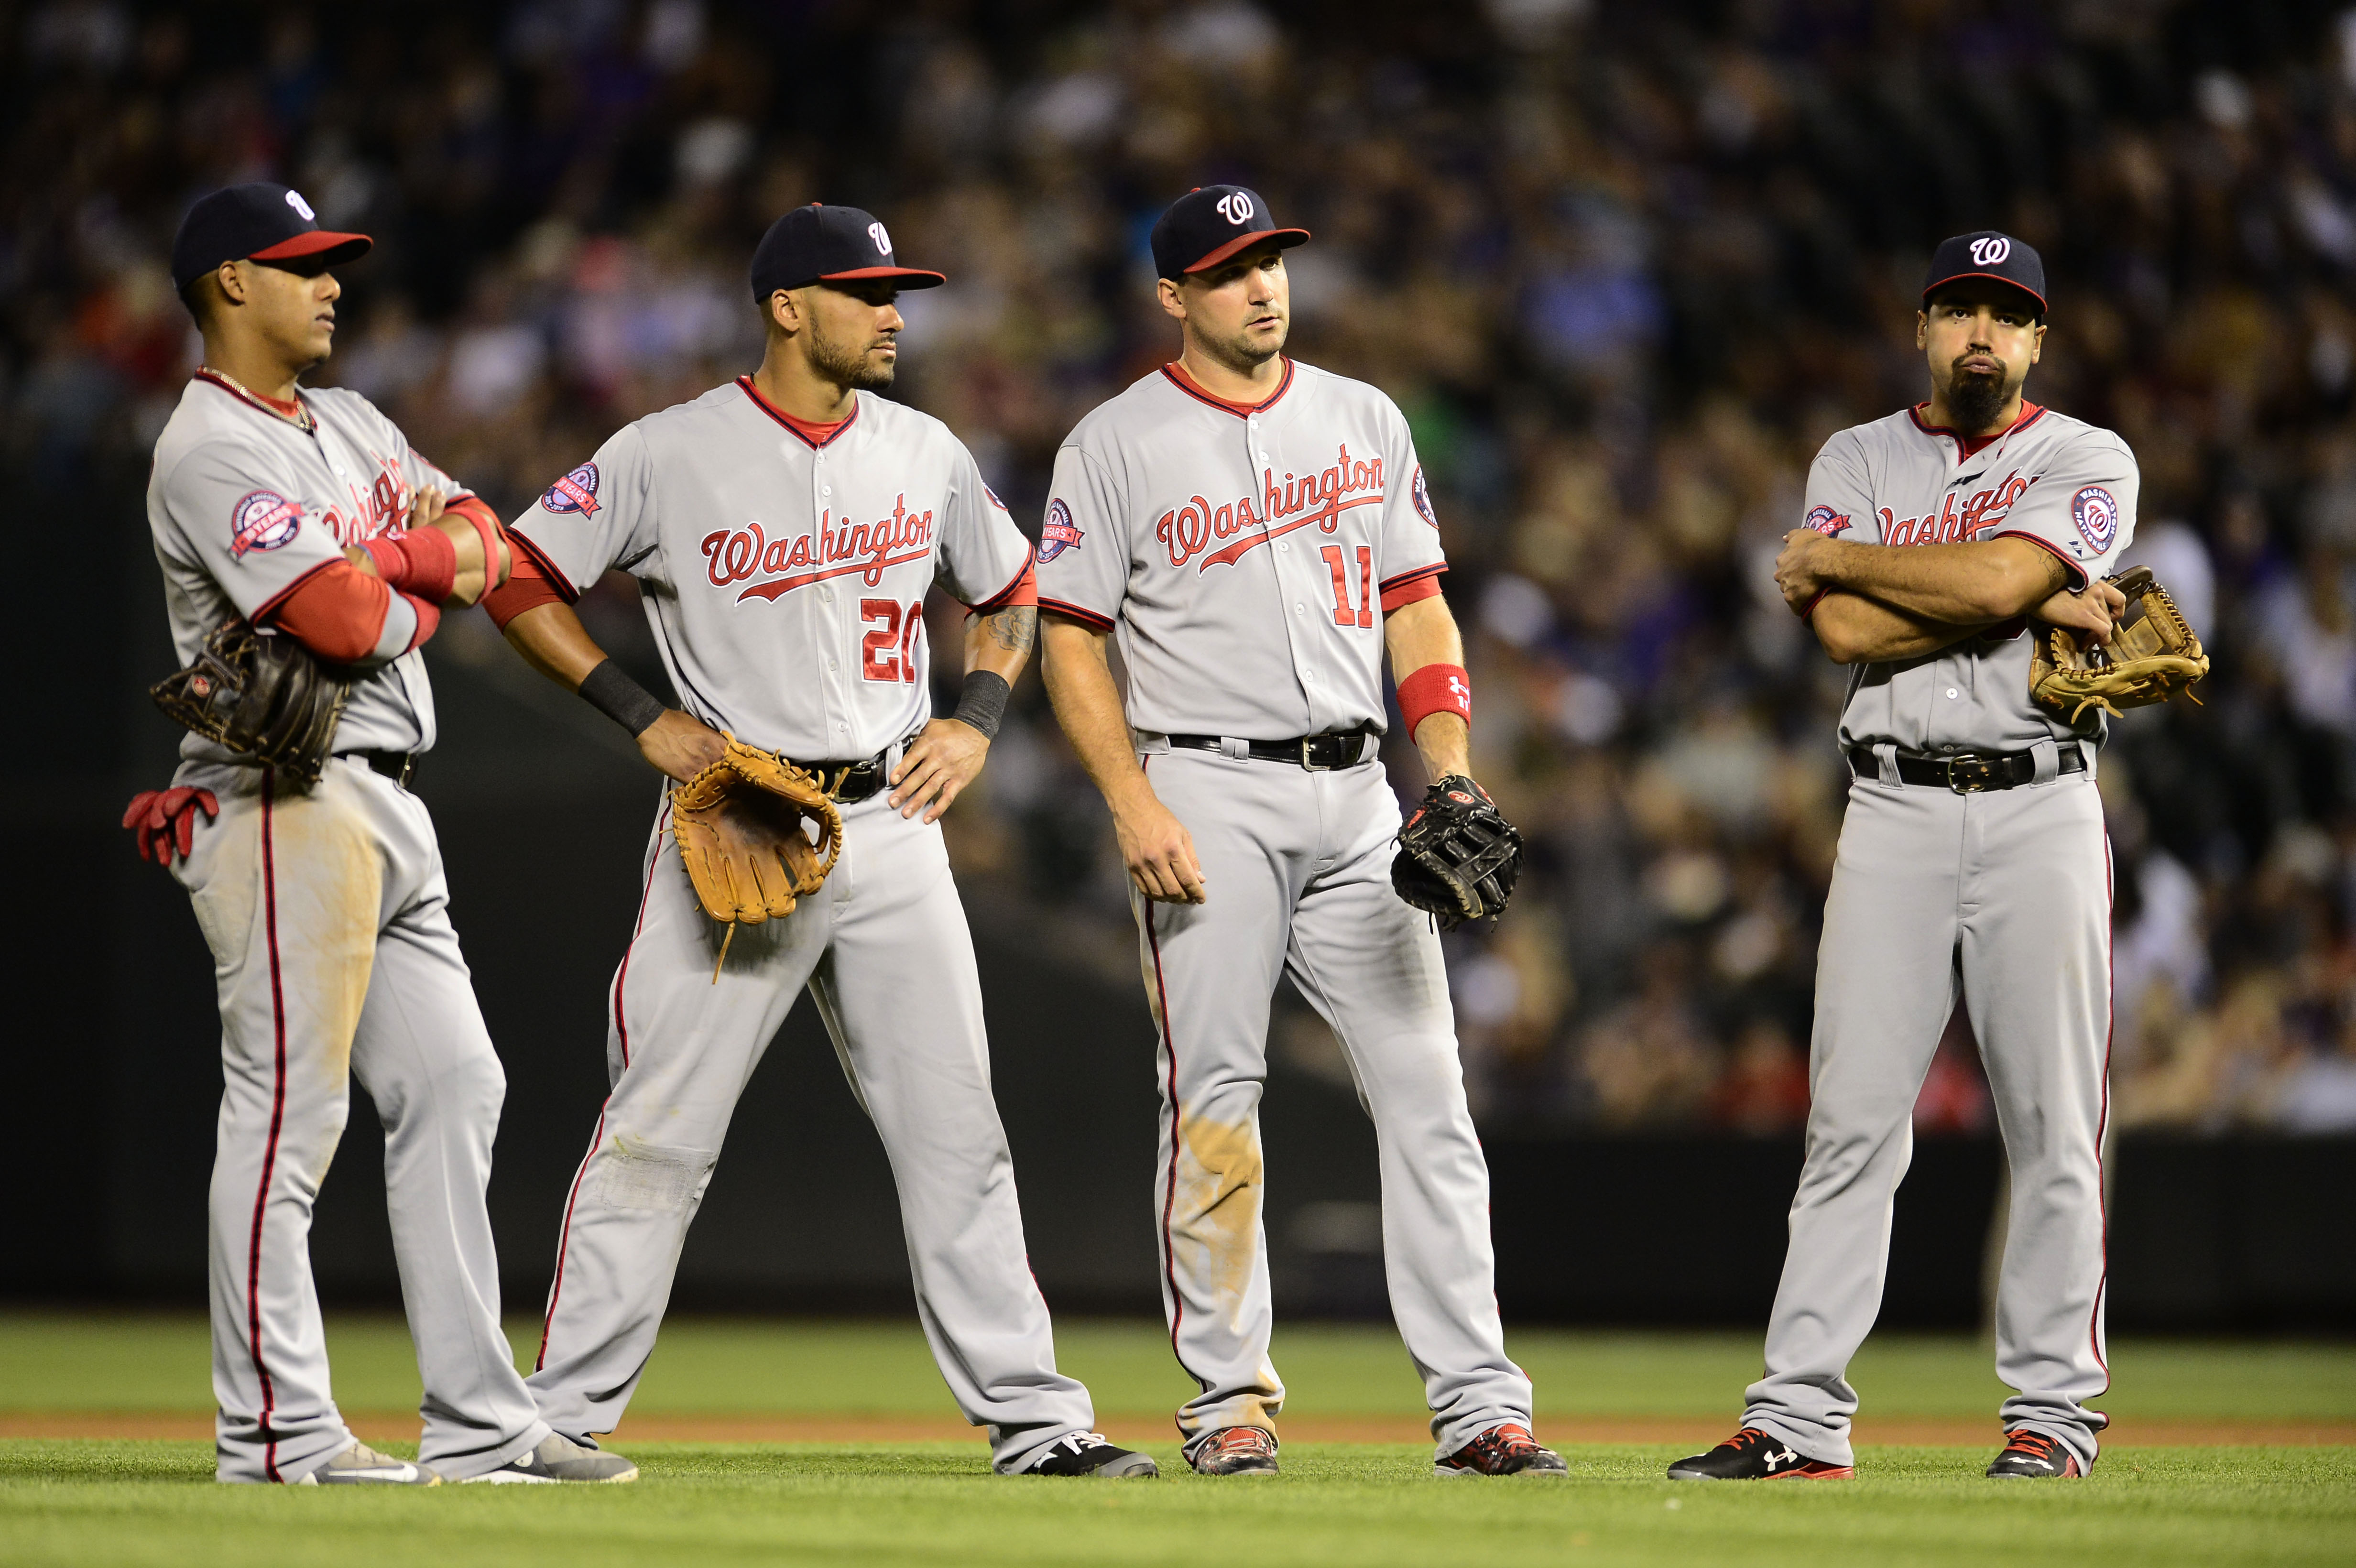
[1742,1410,1852,1467]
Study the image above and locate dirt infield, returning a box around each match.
[8,1412,2351,1447]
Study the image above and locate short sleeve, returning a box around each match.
[1991,433,2138,589]
[1802,429,1878,544]
[504,424,657,598]
[1034,442,1127,632]
[933,442,1035,610]
[1375,410,1446,599]
[154,440,346,622]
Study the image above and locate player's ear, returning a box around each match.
[2030,321,2046,363]
[216,261,250,308]
[1914,309,1928,349]
[1156,276,1186,323]
[763,288,801,337]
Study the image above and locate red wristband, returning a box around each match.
[1396,663,1471,738]
[400,590,441,653]
[360,527,458,602]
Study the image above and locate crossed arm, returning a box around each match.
[1775,533,2125,664]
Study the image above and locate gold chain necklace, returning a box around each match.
[201,367,316,434]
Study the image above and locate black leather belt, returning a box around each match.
[805,750,892,804]
[1165,730,1376,771]
[343,750,416,788]
[1847,745,2086,793]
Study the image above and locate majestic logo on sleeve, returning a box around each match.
[229,489,303,556]
[1804,505,1851,536]
[702,495,937,603]
[2071,486,2118,554]
[1039,498,1084,561]
[1412,466,1437,528]
[1156,443,1385,572]
[540,462,602,517]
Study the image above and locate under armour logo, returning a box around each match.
[868,220,892,255]
[1764,1445,1799,1470]
[1969,235,2010,266]
[285,189,316,222]
[1447,677,1467,698]
[1215,191,1254,226]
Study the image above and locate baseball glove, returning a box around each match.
[671,735,844,980]
[151,619,351,787]
[2030,565,2210,723]
[1392,775,1523,930]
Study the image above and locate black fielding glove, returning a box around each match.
[1391,775,1522,930]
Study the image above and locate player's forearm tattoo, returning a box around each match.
[983,604,1037,655]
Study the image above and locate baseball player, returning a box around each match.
[483,204,1154,1479]
[134,184,631,1484]
[1669,232,2133,1482]
[1035,185,1565,1479]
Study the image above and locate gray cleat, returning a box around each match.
[295,1440,442,1485]
[463,1433,640,1484]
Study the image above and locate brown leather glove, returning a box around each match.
[671,736,844,979]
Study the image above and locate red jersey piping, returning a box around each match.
[737,375,859,448]
[1159,359,1294,418]
[1909,400,2045,460]
[1039,596,1115,632]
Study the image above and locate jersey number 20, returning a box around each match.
[862,598,924,683]
[1320,544,1374,630]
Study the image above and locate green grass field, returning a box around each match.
[2,1313,2352,1566]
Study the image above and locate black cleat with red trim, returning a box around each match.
[1434,1423,1569,1478]
[1986,1429,2086,1478]
[1666,1427,1854,1481]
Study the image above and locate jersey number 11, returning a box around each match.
[1320,544,1374,629]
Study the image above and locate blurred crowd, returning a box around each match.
[19,0,2356,1136]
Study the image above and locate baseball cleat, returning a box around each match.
[1986,1429,2086,1478]
[1021,1432,1159,1477]
[463,1433,639,1484]
[1433,1423,1569,1478]
[294,1441,441,1485]
[1186,1426,1280,1476]
[1666,1427,1853,1481]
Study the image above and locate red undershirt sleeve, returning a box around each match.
[482,543,568,630]
[266,560,396,663]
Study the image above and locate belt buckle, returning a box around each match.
[1945,753,1995,793]
[1299,737,1334,772]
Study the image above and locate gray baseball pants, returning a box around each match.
[1133,742,1533,1457]
[174,757,552,1483]
[526,790,1097,1473]
[1745,760,2112,1469]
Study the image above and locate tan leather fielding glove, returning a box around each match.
[2031,566,2210,723]
[671,737,844,976]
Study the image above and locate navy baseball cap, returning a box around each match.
[749,204,946,297]
[171,183,371,295]
[1922,230,2047,315]
[1151,185,1309,281]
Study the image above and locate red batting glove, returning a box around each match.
[121,786,219,864]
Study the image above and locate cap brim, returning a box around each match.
[818,266,948,290]
[1921,270,2046,313]
[1181,228,1311,276]
[249,230,374,269]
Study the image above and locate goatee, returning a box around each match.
[1946,361,2009,432]
[812,327,895,391]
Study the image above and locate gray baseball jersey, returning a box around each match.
[150,370,550,1481]
[1740,399,2134,1474]
[513,376,1103,1473]
[1040,358,1534,1461]
[1805,402,2140,753]
[1036,359,1446,740]
[147,370,464,759]
[506,377,1033,760]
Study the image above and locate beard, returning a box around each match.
[809,320,895,390]
[1944,357,2017,432]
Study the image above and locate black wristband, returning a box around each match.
[948,668,1011,741]
[578,658,667,738]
